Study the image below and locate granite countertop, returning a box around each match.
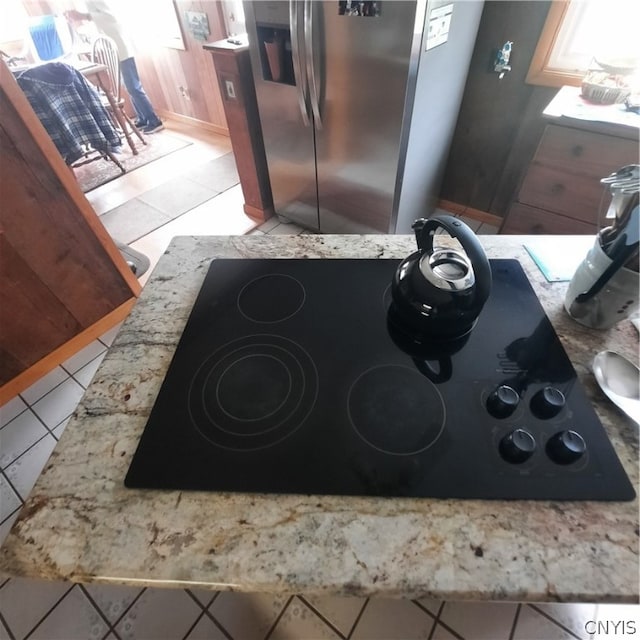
[1,235,638,603]
[543,85,640,136]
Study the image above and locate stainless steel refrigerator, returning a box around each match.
[244,0,483,233]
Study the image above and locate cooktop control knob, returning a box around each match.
[546,430,586,465]
[499,428,536,464]
[530,386,565,419]
[487,385,520,418]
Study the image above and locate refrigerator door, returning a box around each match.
[245,1,320,230]
[312,1,420,233]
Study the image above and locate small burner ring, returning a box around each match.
[238,274,306,323]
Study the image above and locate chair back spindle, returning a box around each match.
[91,35,121,101]
[89,35,146,149]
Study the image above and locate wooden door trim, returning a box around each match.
[0,299,136,406]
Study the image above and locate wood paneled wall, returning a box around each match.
[133,1,229,134]
[440,1,557,219]
[19,0,230,134]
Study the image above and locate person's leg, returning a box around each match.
[119,57,162,130]
[119,58,147,125]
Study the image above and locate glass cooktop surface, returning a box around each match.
[125,259,635,501]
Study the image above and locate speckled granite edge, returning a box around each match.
[1,235,638,603]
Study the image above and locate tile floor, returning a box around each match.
[1,123,638,639]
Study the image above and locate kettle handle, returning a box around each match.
[413,215,492,303]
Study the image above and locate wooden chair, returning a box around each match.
[90,35,145,147]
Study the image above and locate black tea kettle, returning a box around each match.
[391,215,492,341]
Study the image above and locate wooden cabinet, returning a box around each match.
[204,39,274,221]
[502,122,639,234]
[0,61,140,404]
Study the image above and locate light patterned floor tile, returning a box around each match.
[87,177,145,216]
[86,129,231,213]
[114,587,203,640]
[415,598,443,616]
[99,198,174,245]
[595,603,640,620]
[256,217,281,233]
[0,509,20,546]
[208,591,290,640]
[532,603,598,639]
[52,417,71,440]
[4,433,57,500]
[301,595,367,637]
[28,585,108,640]
[350,598,436,639]
[269,596,342,640]
[136,176,219,220]
[432,622,462,639]
[19,367,68,405]
[72,352,108,388]
[129,185,255,288]
[0,409,49,469]
[82,582,143,624]
[0,396,27,426]
[0,618,9,640]
[0,578,71,639]
[31,378,86,430]
[267,222,306,235]
[513,605,577,640]
[188,588,218,608]
[0,474,22,523]
[61,340,107,375]
[186,152,239,192]
[148,184,254,238]
[439,601,519,639]
[184,613,230,640]
[99,322,124,347]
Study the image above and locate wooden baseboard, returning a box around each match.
[157,110,229,137]
[437,199,503,226]
[244,203,275,222]
[0,299,136,406]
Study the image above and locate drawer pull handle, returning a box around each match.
[572,145,584,157]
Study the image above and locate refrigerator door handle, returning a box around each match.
[304,0,322,130]
[290,0,310,127]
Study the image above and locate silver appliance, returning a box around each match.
[243,0,484,233]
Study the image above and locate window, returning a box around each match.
[0,0,28,57]
[116,0,185,50]
[527,0,640,87]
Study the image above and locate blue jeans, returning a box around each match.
[120,57,161,126]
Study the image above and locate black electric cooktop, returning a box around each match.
[125,259,635,501]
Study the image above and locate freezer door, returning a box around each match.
[245,1,319,230]
[313,1,418,233]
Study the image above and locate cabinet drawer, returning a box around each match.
[518,164,605,221]
[501,203,598,235]
[534,124,638,178]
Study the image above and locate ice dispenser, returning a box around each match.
[253,2,294,85]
